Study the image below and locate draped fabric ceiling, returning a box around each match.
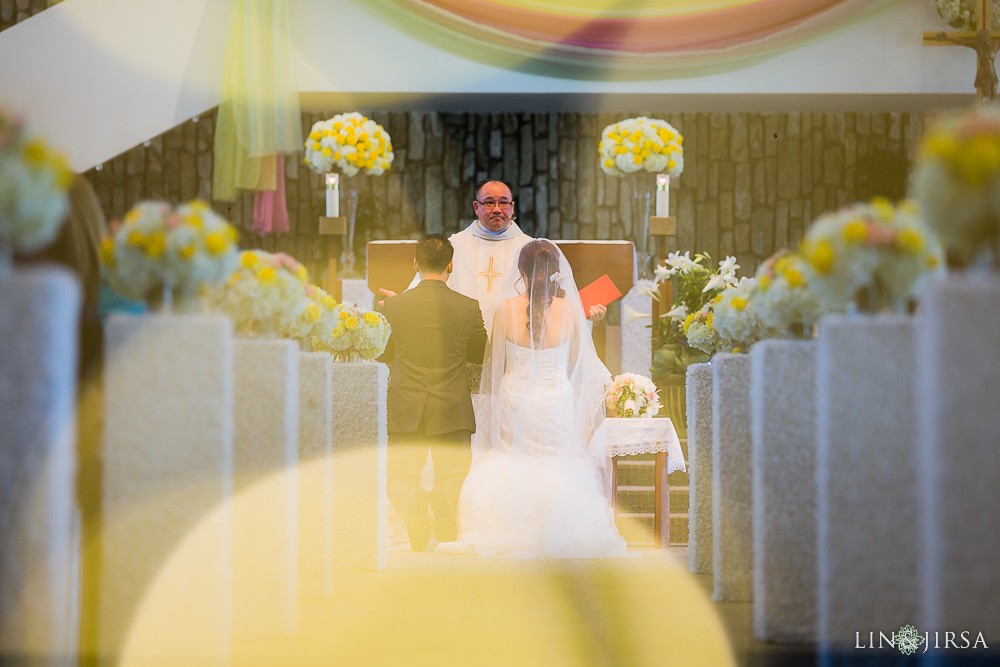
[358,0,907,78]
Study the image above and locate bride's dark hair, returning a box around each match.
[518,239,565,342]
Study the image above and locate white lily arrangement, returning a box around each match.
[0,110,73,257]
[598,117,684,177]
[103,199,240,305]
[303,112,393,177]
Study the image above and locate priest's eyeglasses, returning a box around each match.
[476,198,513,209]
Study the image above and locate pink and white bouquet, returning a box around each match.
[606,373,662,419]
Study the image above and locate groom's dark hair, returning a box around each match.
[416,234,454,273]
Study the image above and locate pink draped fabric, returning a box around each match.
[251,155,289,237]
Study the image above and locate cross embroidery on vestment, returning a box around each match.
[477,256,503,293]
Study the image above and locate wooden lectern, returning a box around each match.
[365,239,635,374]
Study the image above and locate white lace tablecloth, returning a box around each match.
[592,418,686,474]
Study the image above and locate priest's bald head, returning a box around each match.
[473,180,515,233]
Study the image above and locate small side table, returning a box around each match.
[592,418,686,548]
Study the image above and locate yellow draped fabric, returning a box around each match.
[213,0,301,201]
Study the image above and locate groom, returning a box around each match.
[377,235,488,551]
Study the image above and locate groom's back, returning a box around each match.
[378,280,487,435]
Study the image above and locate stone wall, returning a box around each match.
[83,109,926,281]
[0,0,55,33]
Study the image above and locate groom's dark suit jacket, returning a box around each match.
[377,279,488,436]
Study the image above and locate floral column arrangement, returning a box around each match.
[598,117,684,274]
[303,112,394,276]
[99,198,241,658]
[0,109,78,662]
[910,107,1000,648]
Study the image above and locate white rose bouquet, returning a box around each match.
[103,199,240,305]
[0,111,73,257]
[911,108,1000,266]
[606,373,662,418]
[206,250,308,336]
[598,117,684,177]
[303,112,394,177]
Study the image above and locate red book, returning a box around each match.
[578,274,623,313]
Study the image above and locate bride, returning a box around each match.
[438,239,628,558]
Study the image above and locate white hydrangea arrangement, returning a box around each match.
[103,199,240,305]
[598,117,684,177]
[303,112,393,177]
[911,108,1000,266]
[206,250,308,336]
[801,198,943,311]
[712,277,775,349]
[605,373,661,418]
[0,111,73,257]
[284,283,340,347]
[753,251,825,335]
[312,302,391,361]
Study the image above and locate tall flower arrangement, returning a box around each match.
[911,108,1000,266]
[598,117,684,177]
[206,250,308,336]
[800,198,943,311]
[0,111,73,260]
[103,199,240,306]
[303,112,394,177]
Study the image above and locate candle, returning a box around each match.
[655,173,669,217]
[326,173,339,218]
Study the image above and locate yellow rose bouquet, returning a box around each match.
[911,108,1000,266]
[313,302,391,361]
[103,199,240,307]
[206,250,308,336]
[801,199,943,311]
[0,110,72,259]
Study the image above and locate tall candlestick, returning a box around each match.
[656,173,669,217]
[326,173,339,218]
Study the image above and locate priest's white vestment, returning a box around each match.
[412,221,532,333]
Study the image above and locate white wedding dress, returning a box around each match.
[441,340,628,558]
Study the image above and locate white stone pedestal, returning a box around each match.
[712,353,753,602]
[686,363,714,576]
[232,339,299,637]
[101,313,233,664]
[0,267,80,665]
[751,340,818,642]
[917,275,1000,655]
[817,314,919,659]
[297,352,334,597]
[330,362,388,572]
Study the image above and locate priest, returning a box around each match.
[380,179,604,332]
